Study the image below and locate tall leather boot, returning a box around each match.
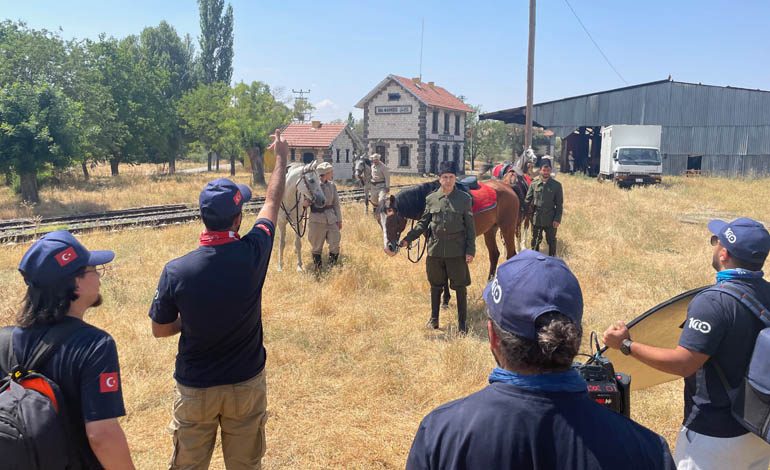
[427,287,442,329]
[455,286,468,334]
[329,253,339,266]
[312,254,323,271]
[548,242,557,257]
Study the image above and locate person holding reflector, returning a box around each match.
[604,217,770,470]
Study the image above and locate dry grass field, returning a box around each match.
[1,172,769,468]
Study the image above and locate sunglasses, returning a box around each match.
[84,265,108,277]
[710,235,720,247]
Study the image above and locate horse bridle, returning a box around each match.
[280,169,315,238]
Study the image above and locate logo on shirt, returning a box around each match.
[154,289,159,301]
[724,228,737,244]
[233,190,242,206]
[490,278,503,304]
[688,318,712,334]
[99,372,120,393]
[256,223,272,237]
[54,247,78,267]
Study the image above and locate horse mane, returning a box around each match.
[395,181,440,220]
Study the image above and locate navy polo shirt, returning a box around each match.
[407,383,674,470]
[149,219,275,388]
[12,317,126,469]
[679,278,770,437]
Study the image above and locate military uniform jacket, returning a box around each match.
[525,176,563,227]
[309,181,342,225]
[371,161,390,187]
[404,188,476,258]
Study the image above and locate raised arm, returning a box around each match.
[257,129,289,224]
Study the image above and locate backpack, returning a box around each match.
[706,282,770,443]
[0,321,83,469]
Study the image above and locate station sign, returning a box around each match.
[375,105,413,114]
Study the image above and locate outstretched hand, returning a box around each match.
[269,129,289,159]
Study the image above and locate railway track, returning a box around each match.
[0,186,405,244]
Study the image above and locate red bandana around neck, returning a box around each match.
[199,230,240,246]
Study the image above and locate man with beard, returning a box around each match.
[1,230,134,469]
[604,217,770,469]
[149,131,288,469]
[525,159,563,257]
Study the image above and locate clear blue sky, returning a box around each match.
[3,0,769,122]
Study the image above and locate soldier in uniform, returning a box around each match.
[399,160,476,334]
[308,162,342,271]
[370,153,390,202]
[525,159,563,256]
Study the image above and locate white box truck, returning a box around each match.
[599,125,663,187]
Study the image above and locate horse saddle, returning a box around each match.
[458,175,480,190]
[469,183,497,215]
[511,174,530,213]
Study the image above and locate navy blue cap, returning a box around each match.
[483,250,583,339]
[199,179,252,220]
[708,217,770,264]
[18,230,114,288]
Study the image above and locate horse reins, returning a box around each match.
[280,171,311,238]
[405,219,427,263]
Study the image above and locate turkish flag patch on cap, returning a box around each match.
[99,372,119,393]
[54,247,78,267]
[233,190,242,205]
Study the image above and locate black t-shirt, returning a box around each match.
[149,219,275,388]
[12,317,126,469]
[407,383,674,470]
[679,278,770,437]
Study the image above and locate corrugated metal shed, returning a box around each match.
[481,79,770,176]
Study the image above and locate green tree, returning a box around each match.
[198,0,233,85]
[140,22,197,173]
[178,82,230,173]
[0,83,79,202]
[226,81,291,185]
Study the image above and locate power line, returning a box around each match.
[563,0,628,85]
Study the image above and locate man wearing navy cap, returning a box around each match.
[149,130,289,469]
[407,250,673,469]
[1,231,134,469]
[604,217,770,469]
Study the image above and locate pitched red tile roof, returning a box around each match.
[281,123,347,148]
[391,75,473,113]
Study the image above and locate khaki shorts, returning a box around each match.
[169,371,267,470]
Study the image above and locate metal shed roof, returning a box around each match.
[481,79,770,139]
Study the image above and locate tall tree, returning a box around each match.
[0,83,79,202]
[177,82,230,172]
[0,21,78,201]
[198,0,233,85]
[140,22,197,173]
[227,81,291,185]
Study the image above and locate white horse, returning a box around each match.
[506,148,538,251]
[352,155,376,213]
[276,161,326,272]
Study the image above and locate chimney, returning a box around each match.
[311,120,322,129]
[428,81,435,88]
[412,77,421,84]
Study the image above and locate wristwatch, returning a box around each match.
[620,339,633,356]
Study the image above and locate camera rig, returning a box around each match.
[573,332,631,417]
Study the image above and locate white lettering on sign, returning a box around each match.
[375,105,412,114]
[688,318,712,334]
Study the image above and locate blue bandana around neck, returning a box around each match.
[488,367,587,393]
[716,268,764,284]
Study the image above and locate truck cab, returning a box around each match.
[599,125,663,187]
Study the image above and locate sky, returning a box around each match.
[3,0,769,122]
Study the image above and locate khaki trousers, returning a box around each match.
[169,371,267,470]
[308,221,341,255]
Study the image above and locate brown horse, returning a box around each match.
[376,179,519,280]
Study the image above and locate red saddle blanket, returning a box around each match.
[470,183,497,214]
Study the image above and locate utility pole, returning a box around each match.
[292,89,311,122]
[525,0,536,150]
